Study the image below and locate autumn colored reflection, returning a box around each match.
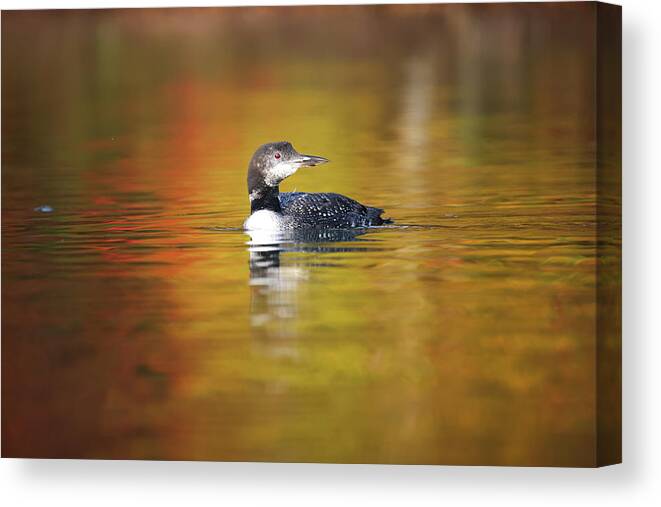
[3,4,600,465]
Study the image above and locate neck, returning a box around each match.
[250,185,281,214]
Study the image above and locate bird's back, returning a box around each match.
[279,192,390,228]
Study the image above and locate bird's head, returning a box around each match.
[247,142,329,196]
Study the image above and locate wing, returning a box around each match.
[279,192,389,228]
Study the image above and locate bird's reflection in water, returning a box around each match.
[246,228,375,342]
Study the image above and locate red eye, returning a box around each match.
[274,152,281,159]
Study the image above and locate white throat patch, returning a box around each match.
[264,162,299,187]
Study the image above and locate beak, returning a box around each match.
[291,154,329,168]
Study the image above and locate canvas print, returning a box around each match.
[1,2,621,466]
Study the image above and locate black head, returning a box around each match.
[247,142,329,198]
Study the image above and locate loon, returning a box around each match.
[243,142,391,230]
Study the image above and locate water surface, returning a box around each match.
[3,4,598,465]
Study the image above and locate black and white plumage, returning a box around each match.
[278,192,388,228]
[243,142,391,231]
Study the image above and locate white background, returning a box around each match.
[1,0,659,505]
